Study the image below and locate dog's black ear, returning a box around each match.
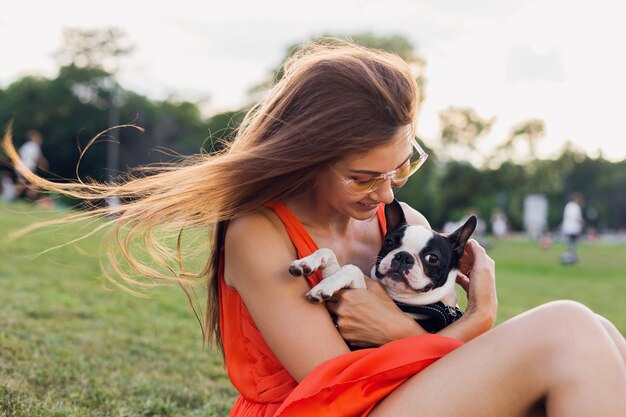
[448,215,477,258]
[384,199,407,231]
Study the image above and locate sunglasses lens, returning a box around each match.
[343,143,428,193]
[394,164,414,182]
[397,158,423,180]
[348,179,377,193]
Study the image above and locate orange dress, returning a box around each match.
[218,202,463,417]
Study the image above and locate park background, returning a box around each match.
[1,1,625,416]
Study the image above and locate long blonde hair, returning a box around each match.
[3,39,419,352]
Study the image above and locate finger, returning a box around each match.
[456,273,470,292]
[327,287,348,303]
[460,241,476,275]
[325,299,340,315]
[468,238,487,257]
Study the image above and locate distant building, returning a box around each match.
[523,194,548,239]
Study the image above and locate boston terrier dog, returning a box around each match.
[289,199,477,333]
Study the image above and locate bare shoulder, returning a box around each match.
[225,207,289,247]
[224,207,295,288]
[398,201,431,228]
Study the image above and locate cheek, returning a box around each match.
[318,174,360,201]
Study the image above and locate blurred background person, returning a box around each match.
[490,207,508,238]
[1,170,16,201]
[14,129,48,202]
[560,192,584,264]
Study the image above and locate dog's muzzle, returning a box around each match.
[390,251,414,272]
[377,251,416,282]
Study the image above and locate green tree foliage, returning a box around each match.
[499,118,546,163]
[437,106,496,164]
[394,139,441,222]
[200,111,247,153]
[0,67,212,183]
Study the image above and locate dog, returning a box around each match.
[288,199,477,333]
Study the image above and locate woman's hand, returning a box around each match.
[325,279,423,348]
[455,239,498,332]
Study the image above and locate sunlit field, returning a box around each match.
[1,201,624,416]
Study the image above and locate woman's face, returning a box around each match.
[316,127,416,221]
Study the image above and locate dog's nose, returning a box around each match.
[394,251,415,266]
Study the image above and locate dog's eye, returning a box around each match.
[424,254,439,264]
[384,238,394,249]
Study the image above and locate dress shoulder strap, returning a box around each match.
[266,201,320,259]
[266,201,324,288]
[376,203,387,235]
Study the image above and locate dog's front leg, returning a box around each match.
[288,248,341,278]
[306,265,366,302]
[289,248,367,302]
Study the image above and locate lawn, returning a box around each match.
[1,201,625,416]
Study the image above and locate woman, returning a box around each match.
[5,40,625,416]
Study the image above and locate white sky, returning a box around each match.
[1,0,625,161]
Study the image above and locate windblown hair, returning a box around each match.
[2,39,419,353]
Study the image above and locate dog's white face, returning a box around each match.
[370,200,476,306]
[373,225,444,293]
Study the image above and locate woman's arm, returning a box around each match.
[224,209,350,382]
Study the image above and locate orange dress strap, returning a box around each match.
[265,201,321,254]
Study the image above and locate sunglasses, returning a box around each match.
[332,138,429,194]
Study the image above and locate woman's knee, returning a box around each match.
[533,300,618,352]
[502,300,621,382]
[536,299,596,320]
[535,300,602,331]
[511,300,602,351]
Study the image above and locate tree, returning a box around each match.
[54,27,134,74]
[437,106,495,164]
[198,111,246,153]
[52,27,137,181]
[500,118,545,162]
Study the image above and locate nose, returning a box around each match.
[369,179,394,204]
[394,251,415,266]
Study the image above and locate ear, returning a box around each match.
[384,199,407,231]
[448,215,477,258]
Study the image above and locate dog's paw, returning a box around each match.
[305,285,335,303]
[288,260,317,276]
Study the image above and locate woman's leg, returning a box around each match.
[370,300,626,417]
[596,314,626,362]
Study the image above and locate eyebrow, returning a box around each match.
[348,151,413,175]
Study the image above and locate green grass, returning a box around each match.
[487,237,626,331]
[0,201,235,416]
[1,201,625,416]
